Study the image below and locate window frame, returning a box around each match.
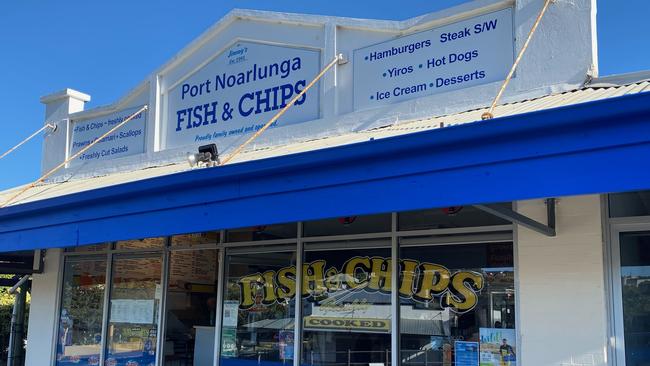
[54,211,515,366]
[606,216,650,366]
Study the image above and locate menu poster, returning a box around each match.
[455,341,479,366]
[479,328,517,366]
[110,299,155,324]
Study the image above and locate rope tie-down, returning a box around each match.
[1,105,148,208]
[1,54,344,208]
[219,53,343,165]
[0,123,57,161]
[482,0,555,120]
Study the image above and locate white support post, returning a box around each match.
[39,88,90,174]
[24,249,64,366]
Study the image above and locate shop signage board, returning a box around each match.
[165,41,321,149]
[353,8,514,110]
[303,316,390,332]
[69,105,147,165]
[41,1,597,176]
[236,255,485,313]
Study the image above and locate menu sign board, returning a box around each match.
[353,8,514,110]
[69,106,146,165]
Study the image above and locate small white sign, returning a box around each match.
[353,8,514,110]
[69,106,146,165]
[222,300,239,327]
[110,299,155,324]
[165,41,321,150]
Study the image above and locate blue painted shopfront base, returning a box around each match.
[1,92,650,251]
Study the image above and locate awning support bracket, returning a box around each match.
[474,198,556,237]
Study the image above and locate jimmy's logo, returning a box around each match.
[228,45,248,65]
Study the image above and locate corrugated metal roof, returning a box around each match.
[2,77,649,208]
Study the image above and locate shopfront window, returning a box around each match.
[170,232,220,247]
[301,241,392,366]
[164,249,219,365]
[398,205,511,232]
[105,255,162,366]
[115,238,166,250]
[56,258,107,366]
[55,218,517,366]
[303,214,392,237]
[220,249,296,366]
[65,243,111,252]
[609,191,650,218]
[619,232,650,366]
[399,242,515,366]
[226,223,297,242]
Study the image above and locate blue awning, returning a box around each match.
[1,92,650,251]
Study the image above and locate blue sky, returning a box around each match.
[0,0,648,191]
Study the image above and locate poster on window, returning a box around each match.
[279,330,294,360]
[221,327,237,358]
[455,341,479,366]
[223,300,239,327]
[479,328,517,366]
[110,299,155,324]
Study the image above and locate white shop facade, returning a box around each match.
[1,1,650,366]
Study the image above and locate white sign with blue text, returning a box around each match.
[165,41,321,149]
[69,106,147,165]
[353,8,514,110]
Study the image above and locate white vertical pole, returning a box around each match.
[293,222,304,366]
[391,213,399,366]
[213,236,227,366]
[99,252,113,366]
[154,242,170,366]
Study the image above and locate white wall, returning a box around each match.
[516,195,608,366]
[25,249,63,366]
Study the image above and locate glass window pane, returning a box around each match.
[619,232,650,366]
[115,237,166,250]
[170,232,220,247]
[106,255,162,366]
[164,249,219,365]
[303,214,392,237]
[220,250,296,366]
[301,244,392,366]
[226,223,297,242]
[56,258,106,366]
[609,191,650,217]
[65,243,111,252]
[398,204,511,231]
[399,242,515,366]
